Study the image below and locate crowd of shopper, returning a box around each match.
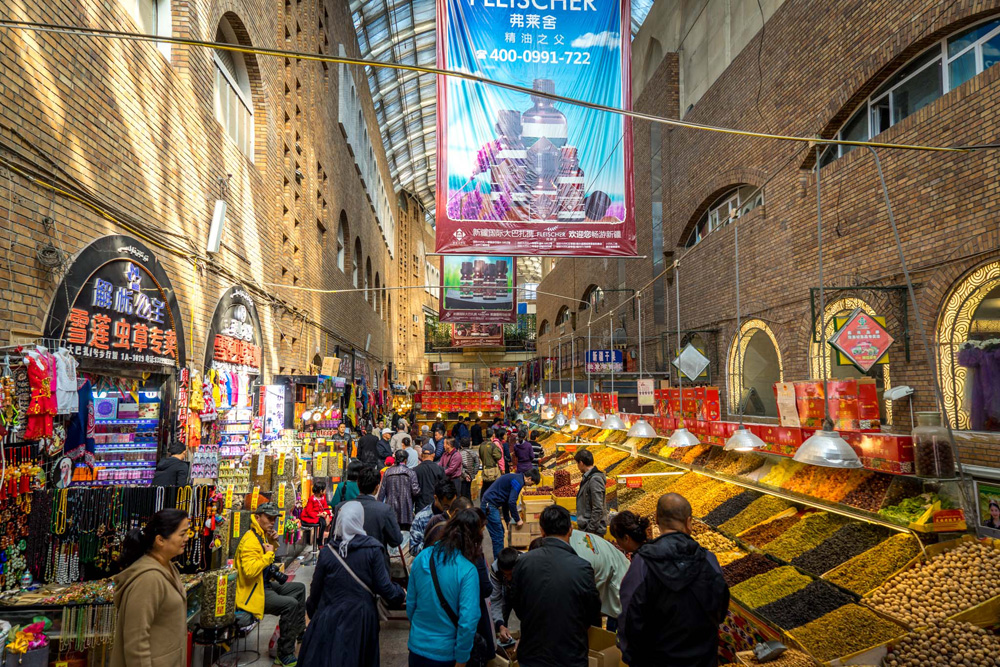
[122,415,733,667]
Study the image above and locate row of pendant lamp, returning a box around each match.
[556,411,860,469]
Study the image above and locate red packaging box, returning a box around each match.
[856,433,914,474]
[775,427,803,448]
[857,379,880,431]
[794,382,826,428]
[701,401,722,421]
[757,425,779,445]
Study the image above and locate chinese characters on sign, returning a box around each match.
[637,378,655,407]
[435,0,635,256]
[62,260,178,366]
[450,323,504,348]
[206,288,264,375]
[586,349,622,373]
[828,309,893,373]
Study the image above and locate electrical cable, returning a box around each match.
[0,20,987,154]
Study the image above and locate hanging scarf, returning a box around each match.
[334,500,365,557]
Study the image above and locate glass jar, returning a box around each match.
[912,411,956,479]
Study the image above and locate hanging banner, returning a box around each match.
[44,235,185,368]
[440,255,518,323]
[435,0,635,256]
[586,349,622,373]
[450,323,504,348]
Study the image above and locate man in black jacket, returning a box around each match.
[355,427,381,466]
[337,466,403,556]
[151,441,189,486]
[512,505,601,667]
[618,493,730,667]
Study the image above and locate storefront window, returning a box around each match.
[938,260,1000,431]
[728,319,783,418]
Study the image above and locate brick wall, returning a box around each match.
[536,0,1000,466]
[0,0,411,381]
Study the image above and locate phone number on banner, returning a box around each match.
[484,49,591,65]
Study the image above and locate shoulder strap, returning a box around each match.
[326,544,375,598]
[429,552,460,626]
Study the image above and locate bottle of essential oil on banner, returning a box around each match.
[483,263,497,301]
[492,109,529,221]
[522,79,567,150]
[557,146,586,223]
[460,261,474,298]
[496,260,509,303]
[530,148,560,221]
[473,259,486,299]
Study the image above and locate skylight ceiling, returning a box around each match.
[350,0,654,221]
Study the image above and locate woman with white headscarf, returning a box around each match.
[298,501,405,667]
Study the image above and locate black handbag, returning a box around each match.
[429,553,490,667]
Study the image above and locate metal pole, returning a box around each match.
[675,263,684,417]
[609,316,615,397]
[735,223,744,428]
[817,146,830,426]
[587,325,592,395]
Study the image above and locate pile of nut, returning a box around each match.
[867,540,1000,627]
[884,620,1000,667]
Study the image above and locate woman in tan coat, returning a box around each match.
[111,508,190,667]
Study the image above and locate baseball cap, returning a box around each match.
[381,428,393,435]
[255,502,281,517]
[421,443,436,456]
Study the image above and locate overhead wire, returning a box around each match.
[0,20,989,154]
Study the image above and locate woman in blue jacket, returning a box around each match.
[406,509,483,667]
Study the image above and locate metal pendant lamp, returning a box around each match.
[580,322,601,423]
[628,290,657,439]
[668,263,700,448]
[792,148,862,469]
[579,406,601,423]
[724,219,765,452]
[568,416,580,431]
[601,414,627,430]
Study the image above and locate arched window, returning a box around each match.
[937,259,1000,431]
[353,238,361,288]
[365,258,373,305]
[645,37,663,84]
[556,306,572,326]
[727,320,783,418]
[538,320,550,337]
[579,285,605,312]
[337,211,347,272]
[214,17,254,158]
[685,185,763,248]
[822,17,1000,165]
[125,0,171,56]
[810,298,893,425]
[374,273,381,317]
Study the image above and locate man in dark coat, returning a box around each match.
[413,443,445,510]
[618,493,730,667]
[337,466,403,557]
[574,448,608,535]
[470,417,484,445]
[355,428,381,466]
[151,441,190,486]
[511,505,601,667]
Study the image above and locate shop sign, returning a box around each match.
[44,235,185,368]
[450,323,504,348]
[439,255,517,323]
[586,350,622,373]
[829,309,893,373]
[434,0,635,256]
[205,287,263,375]
[433,361,452,372]
[637,378,655,406]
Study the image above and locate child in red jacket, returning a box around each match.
[300,480,332,546]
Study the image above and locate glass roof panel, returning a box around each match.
[350,0,653,221]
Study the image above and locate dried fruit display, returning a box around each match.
[553,469,572,489]
[763,511,849,562]
[680,444,712,464]
[624,474,685,518]
[593,448,628,471]
[714,451,767,476]
[658,445,676,458]
[759,459,806,488]
[739,514,801,548]
[715,550,745,566]
[780,464,826,495]
[755,579,854,630]
[787,467,870,503]
[718,496,793,536]
[524,486,554,497]
[840,472,892,513]
[702,490,762,527]
[790,522,890,576]
[823,533,920,595]
[884,619,1000,667]
[867,540,1000,627]
[692,529,740,554]
[791,604,906,662]
[729,566,812,608]
[721,553,780,587]
[553,484,578,497]
[690,445,714,467]
[878,493,947,525]
[734,649,816,667]
[689,480,743,517]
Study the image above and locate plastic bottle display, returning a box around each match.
[521,79,568,149]
[557,146,585,222]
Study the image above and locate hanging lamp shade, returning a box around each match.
[568,416,580,431]
[724,427,766,452]
[578,406,601,423]
[627,418,657,438]
[601,414,626,430]
[541,405,556,420]
[793,430,863,468]
[667,427,701,448]
[556,412,567,427]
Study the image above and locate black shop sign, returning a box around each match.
[204,286,264,376]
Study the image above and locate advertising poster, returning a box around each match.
[976,481,1000,536]
[261,385,286,442]
[451,323,504,348]
[435,0,635,256]
[440,255,518,323]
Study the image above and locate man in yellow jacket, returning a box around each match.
[236,503,305,667]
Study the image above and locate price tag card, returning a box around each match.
[251,486,260,511]
[626,476,643,489]
[225,485,234,510]
[277,454,286,476]
[215,574,228,617]
[232,512,241,538]
[256,454,266,476]
[278,482,286,507]
[277,511,286,535]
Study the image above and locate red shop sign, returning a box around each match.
[828,308,893,373]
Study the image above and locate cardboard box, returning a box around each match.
[588,627,622,667]
[855,432,914,474]
[554,496,576,511]
[509,523,533,547]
